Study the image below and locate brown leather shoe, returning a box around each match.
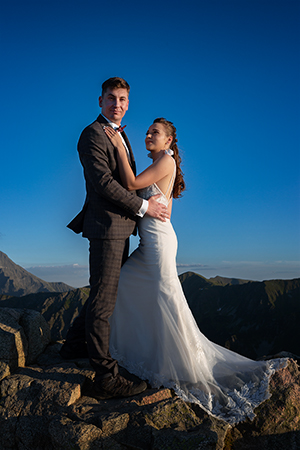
[91,373,147,400]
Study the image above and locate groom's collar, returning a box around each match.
[101,114,122,131]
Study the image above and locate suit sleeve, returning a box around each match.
[78,125,143,215]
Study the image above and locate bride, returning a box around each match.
[104,118,286,424]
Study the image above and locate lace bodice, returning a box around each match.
[138,184,169,207]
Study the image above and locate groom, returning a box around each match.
[60,77,168,399]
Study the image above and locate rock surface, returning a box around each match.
[0,309,299,449]
[0,307,51,381]
[0,288,89,342]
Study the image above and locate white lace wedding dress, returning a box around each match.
[110,158,286,424]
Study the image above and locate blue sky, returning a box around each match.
[1,0,299,287]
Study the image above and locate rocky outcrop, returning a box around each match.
[224,357,300,449]
[0,307,51,381]
[0,309,299,449]
[0,288,90,341]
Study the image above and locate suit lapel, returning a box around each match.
[97,114,137,175]
[121,131,137,175]
[97,114,108,125]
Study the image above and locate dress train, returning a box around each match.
[110,170,286,424]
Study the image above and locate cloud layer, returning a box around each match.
[26,264,89,288]
[25,259,300,289]
[177,260,300,281]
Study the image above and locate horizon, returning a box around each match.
[1,249,299,290]
[25,258,300,288]
[1,0,299,287]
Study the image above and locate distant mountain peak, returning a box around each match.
[0,250,13,267]
[209,276,251,286]
[0,251,74,296]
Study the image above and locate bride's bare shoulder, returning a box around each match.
[156,153,175,169]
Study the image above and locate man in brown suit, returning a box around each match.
[60,77,168,399]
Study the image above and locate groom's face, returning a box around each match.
[99,88,129,126]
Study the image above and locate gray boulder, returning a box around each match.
[0,307,51,380]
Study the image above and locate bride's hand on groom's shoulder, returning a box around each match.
[103,126,123,150]
[147,195,170,222]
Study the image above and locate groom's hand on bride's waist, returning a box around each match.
[146,195,170,222]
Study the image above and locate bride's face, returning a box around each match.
[145,123,172,152]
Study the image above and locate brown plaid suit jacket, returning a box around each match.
[67,114,142,239]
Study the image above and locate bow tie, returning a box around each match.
[115,125,127,133]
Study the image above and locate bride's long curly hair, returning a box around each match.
[153,118,185,199]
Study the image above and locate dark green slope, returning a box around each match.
[179,272,300,359]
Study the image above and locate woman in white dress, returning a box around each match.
[104,118,286,424]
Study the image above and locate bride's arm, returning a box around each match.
[104,127,173,190]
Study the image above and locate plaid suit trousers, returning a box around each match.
[64,238,128,379]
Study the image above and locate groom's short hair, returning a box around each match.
[102,77,130,96]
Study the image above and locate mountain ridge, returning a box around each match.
[1,252,299,360]
[179,271,300,359]
[0,251,74,296]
